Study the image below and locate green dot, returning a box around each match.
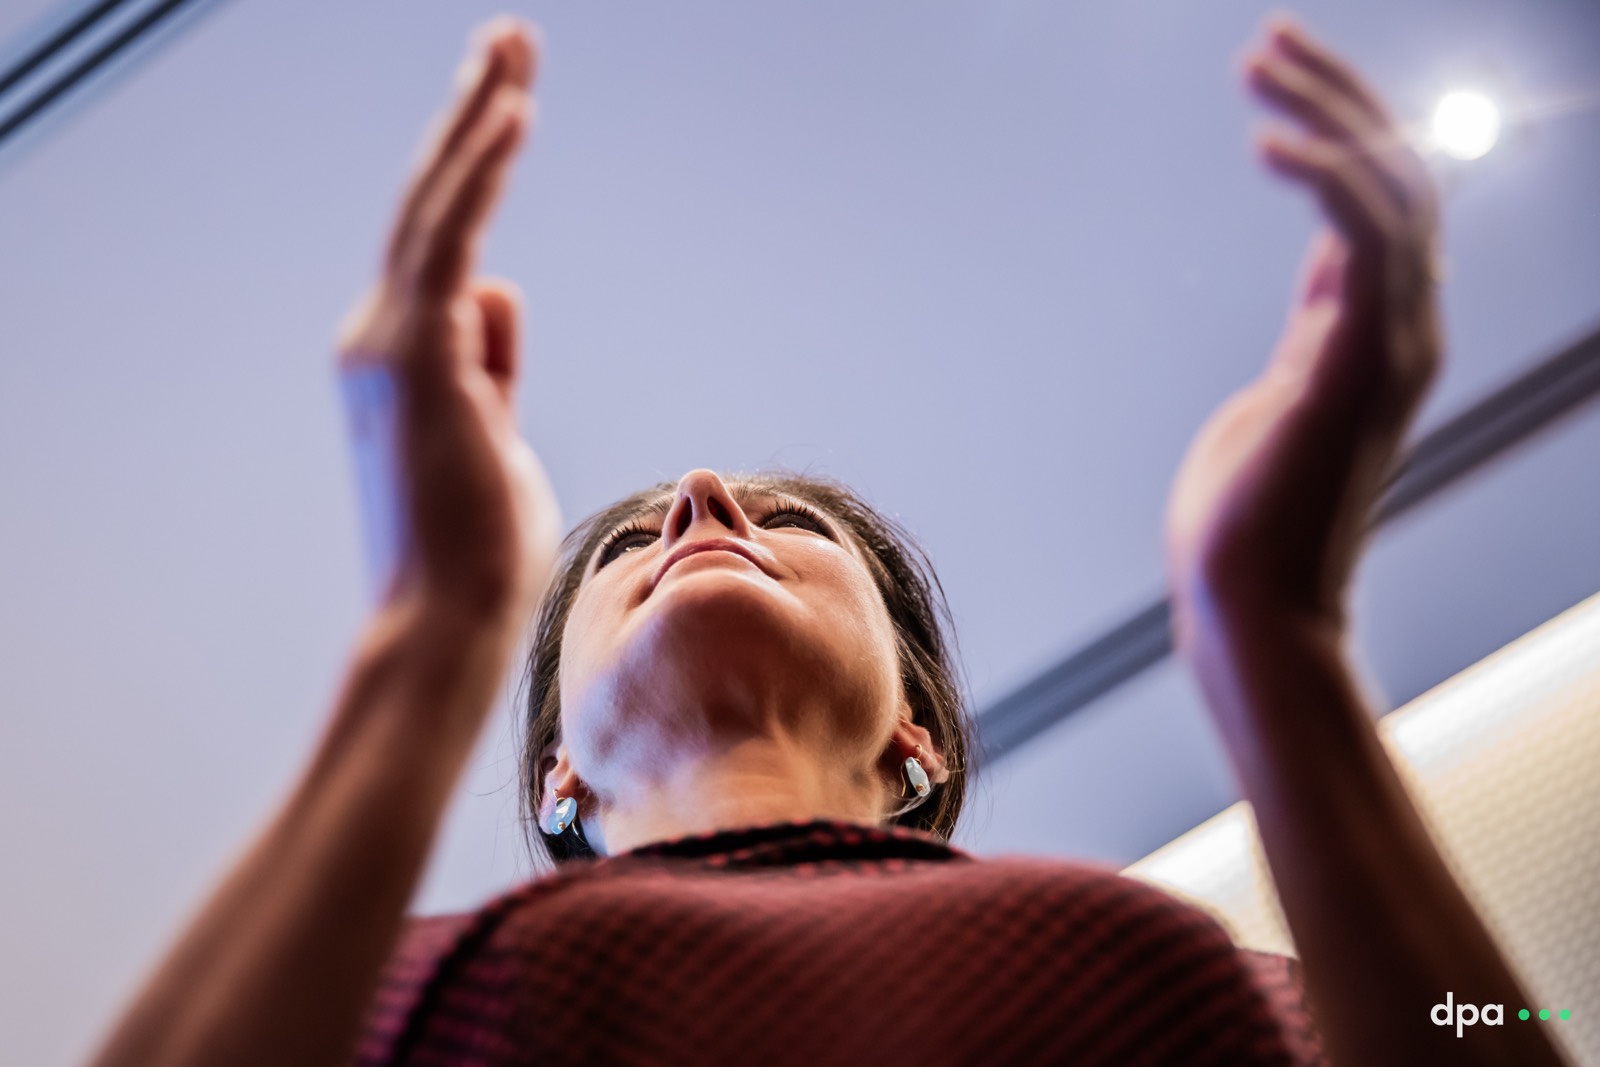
[1540,1009,1551,1021]
[1520,1009,1531,1021]
[1560,1010,1571,1021]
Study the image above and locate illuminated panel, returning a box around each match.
[1123,591,1600,1060]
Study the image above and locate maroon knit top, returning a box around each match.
[352,819,1326,1065]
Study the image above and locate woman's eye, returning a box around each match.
[598,529,657,566]
[598,505,829,569]
[764,508,830,535]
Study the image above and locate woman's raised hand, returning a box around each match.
[1166,16,1442,640]
[336,16,561,627]
[86,29,570,1067]
[1161,25,1574,1066]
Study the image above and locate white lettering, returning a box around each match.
[1433,995,1506,1037]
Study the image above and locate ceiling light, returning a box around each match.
[1431,90,1501,160]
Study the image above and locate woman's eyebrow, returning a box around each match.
[743,488,852,545]
[629,493,675,524]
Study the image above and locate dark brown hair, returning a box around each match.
[515,469,978,867]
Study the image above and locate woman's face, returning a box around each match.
[556,468,910,810]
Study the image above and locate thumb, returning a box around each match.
[1295,228,1349,310]
[470,276,525,407]
[1264,229,1347,382]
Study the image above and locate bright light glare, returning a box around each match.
[1431,91,1501,160]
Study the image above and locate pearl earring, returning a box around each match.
[903,744,931,799]
[547,793,578,836]
[887,745,932,818]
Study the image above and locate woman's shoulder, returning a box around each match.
[351,884,537,1066]
[372,829,1250,968]
[354,832,1327,1066]
[372,847,1284,998]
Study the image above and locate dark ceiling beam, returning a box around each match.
[0,0,218,145]
[0,0,128,98]
[977,319,1600,762]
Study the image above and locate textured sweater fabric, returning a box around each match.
[352,819,1327,1065]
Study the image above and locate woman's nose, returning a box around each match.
[662,469,752,545]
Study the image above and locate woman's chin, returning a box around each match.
[565,567,889,763]
[643,567,803,646]
[621,568,856,691]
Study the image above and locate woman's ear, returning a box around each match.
[540,743,598,826]
[887,716,951,785]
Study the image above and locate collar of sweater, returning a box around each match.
[602,818,975,871]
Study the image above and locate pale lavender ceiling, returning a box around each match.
[2,1,1597,1063]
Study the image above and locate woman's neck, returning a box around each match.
[592,734,890,856]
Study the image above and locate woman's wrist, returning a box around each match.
[306,590,524,798]
[1177,592,1565,1065]
[1174,576,1356,717]
[1177,587,1383,804]
[374,585,522,658]
[84,584,529,1067]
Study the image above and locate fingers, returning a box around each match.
[472,277,524,407]
[1246,50,1377,145]
[1295,229,1349,307]
[386,18,541,298]
[1241,18,1438,261]
[1258,131,1400,253]
[1268,231,1348,379]
[1262,17,1392,126]
[425,19,538,190]
[412,88,531,294]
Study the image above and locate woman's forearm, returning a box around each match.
[1183,599,1570,1067]
[86,598,519,1067]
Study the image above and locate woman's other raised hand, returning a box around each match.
[336,16,561,629]
[1165,16,1443,642]
[1162,22,1572,1067]
[87,32,568,1067]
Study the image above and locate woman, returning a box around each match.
[86,13,1569,1067]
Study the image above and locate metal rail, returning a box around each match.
[0,0,217,145]
[978,321,1600,761]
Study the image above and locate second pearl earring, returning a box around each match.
[903,745,930,799]
[548,794,578,836]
